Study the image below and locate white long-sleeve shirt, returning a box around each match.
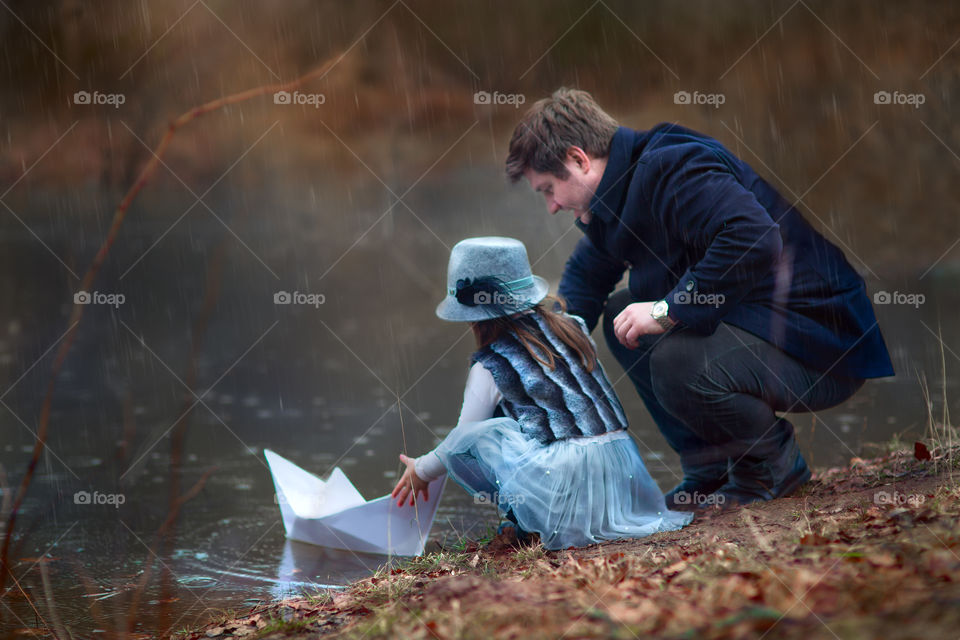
[413,362,501,481]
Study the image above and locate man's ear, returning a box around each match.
[566,146,590,172]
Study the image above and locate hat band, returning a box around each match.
[448,275,535,296]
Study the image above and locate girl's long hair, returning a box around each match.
[471,296,597,372]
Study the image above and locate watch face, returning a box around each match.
[652,301,668,317]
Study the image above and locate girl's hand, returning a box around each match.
[391,453,430,507]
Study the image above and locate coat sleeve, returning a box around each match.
[639,144,782,334]
[557,235,626,333]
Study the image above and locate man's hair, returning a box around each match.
[505,87,619,183]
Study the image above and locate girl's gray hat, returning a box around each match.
[435,236,550,322]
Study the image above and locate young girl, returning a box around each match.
[391,237,692,550]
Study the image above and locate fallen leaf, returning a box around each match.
[800,532,830,546]
[867,552,899,567]
[915,442,932,461]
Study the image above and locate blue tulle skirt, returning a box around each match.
[433,417,693,550]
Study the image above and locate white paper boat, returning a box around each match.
[264,449,446,556]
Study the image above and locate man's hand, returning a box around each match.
[391,453,430,507]
[613,301,666,348]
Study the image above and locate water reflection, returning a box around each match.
[272,540,383,600]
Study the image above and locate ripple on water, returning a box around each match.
[176,575,219,588]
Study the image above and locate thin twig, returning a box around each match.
[122,467,217,634]
[39,559,70,639]
[156,237,229,628]
[9,568,52,635]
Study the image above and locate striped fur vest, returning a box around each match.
[471,312,628,444]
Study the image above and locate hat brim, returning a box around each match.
[435,276,550,322]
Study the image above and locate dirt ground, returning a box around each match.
[180,443,960,640]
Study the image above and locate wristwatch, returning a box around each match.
[650,299,676,330]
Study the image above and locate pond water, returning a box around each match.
[1,163,957,636]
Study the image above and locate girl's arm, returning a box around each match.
[392,363,500,506]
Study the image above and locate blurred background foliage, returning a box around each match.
[1,0,959,271]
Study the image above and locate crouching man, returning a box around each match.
[505,88,894,509]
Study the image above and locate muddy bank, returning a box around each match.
[178,440,960,640]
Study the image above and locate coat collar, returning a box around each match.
[586,126,644,226]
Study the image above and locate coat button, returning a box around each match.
[685,279,695,292]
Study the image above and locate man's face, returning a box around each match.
[523,151,604,225]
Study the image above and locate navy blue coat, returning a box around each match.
[558,125,894,379]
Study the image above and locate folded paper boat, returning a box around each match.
[264,449,446,556]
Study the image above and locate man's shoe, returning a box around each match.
[714,428,811,507]
[664,460,729,511]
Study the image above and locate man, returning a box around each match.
[505,88,894,509]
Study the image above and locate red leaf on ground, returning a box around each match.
[800,532,830,546]
[915,442,932,460]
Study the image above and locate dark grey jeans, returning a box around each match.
[601,289,864,477]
